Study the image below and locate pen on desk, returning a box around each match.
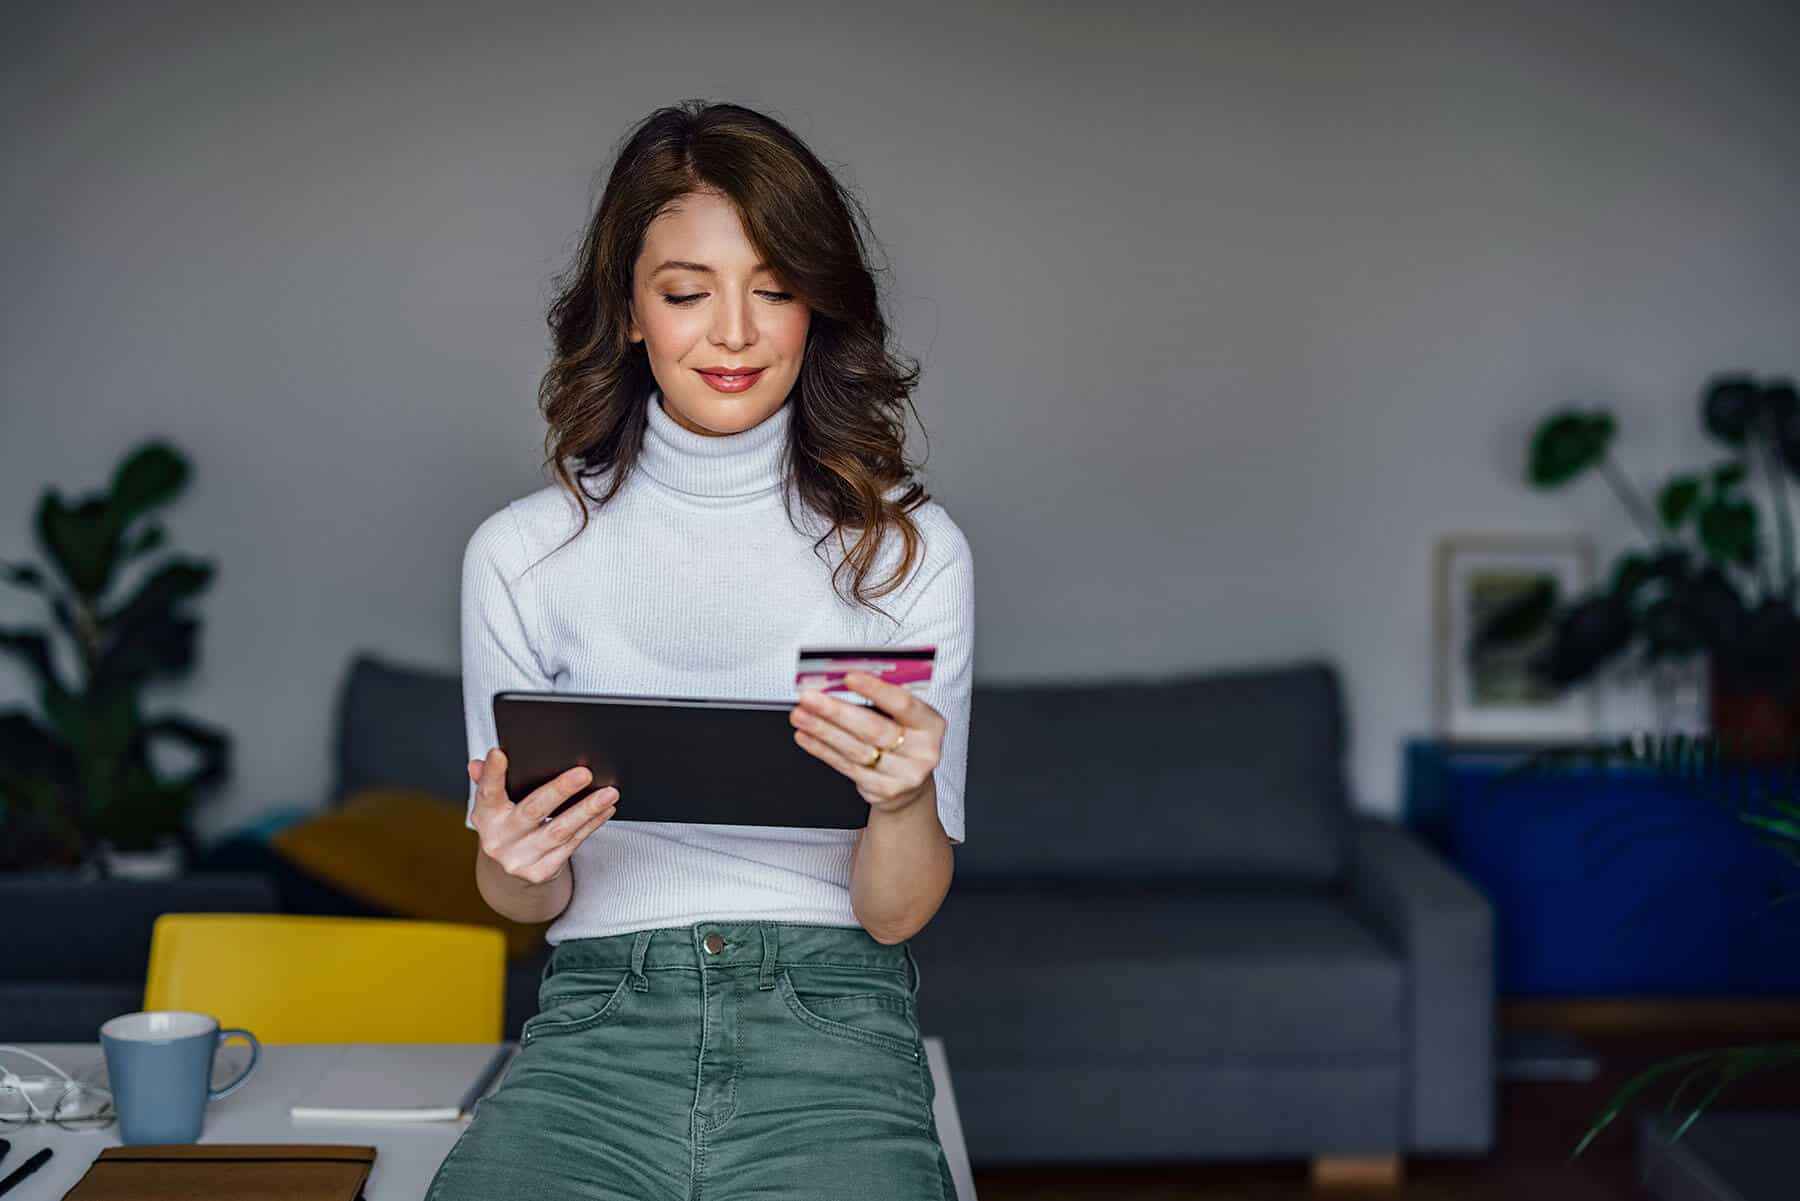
[0,1146,52,1198]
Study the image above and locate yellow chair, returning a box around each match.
[144,914,505,1044]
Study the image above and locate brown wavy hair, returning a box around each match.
[532,99,933,624]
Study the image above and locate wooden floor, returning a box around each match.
[971,1005,1800,1200]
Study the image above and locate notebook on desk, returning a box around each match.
[63,1145,375,1201]
[289,1043,517,1123]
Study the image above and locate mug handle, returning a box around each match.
[208,1028,261,1101]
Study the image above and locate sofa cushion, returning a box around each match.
[331,653,466,806]
[941,1063,1405,1162]
[954,659,1353,882]
[911,882,1403,1066]
[270,787,551,959]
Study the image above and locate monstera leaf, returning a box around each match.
[1658,476,1703,530]
[1697,493,1760,568]
[1702,374,1763,445]
[1529,593,1634,685]
[1529,410,1617,488]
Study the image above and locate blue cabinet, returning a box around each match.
[1402,738,1800,996]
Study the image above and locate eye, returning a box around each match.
[661,291,794,307]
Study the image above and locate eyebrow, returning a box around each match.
[651,259,770,277]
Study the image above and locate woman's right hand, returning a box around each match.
[468,749,619,886]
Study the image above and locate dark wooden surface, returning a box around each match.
[972,1003,1800,1199]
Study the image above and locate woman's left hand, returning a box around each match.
[789,671,944,815]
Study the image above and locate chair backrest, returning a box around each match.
[144,914,505,1043]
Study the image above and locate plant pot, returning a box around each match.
[93,836,188,881]
[1709,660,1800,762]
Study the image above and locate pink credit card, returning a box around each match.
[796,645,936,706]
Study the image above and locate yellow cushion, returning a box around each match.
[270,788,549,959]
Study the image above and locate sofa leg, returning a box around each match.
[1310,1155,1403,1189]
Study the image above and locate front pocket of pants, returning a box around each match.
[521,972,631,1044]
[776,967,919,1063]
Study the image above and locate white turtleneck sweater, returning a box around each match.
[460,388,974,943]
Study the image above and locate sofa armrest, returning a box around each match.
[1346,819,1494,1153]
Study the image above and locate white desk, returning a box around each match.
[8,1038,975,1200]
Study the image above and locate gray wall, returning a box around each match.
[4,0,1797,843]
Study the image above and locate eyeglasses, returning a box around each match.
[0,1046,116,1132]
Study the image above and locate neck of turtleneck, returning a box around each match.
[636,387,791,506]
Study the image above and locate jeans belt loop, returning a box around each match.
[758,924,779,991]
[629,929,653,991]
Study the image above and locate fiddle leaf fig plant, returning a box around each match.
[0,439,231,871]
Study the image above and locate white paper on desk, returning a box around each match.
[290,1043,517,1123]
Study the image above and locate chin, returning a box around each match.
[667,375,791,433]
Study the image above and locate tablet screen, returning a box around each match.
[493,691,867,828]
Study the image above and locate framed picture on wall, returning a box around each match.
[1432,532,1599,741]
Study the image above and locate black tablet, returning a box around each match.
[491,691,867,828]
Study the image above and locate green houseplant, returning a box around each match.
[1514,372,1800,753]
[0,439,231,874]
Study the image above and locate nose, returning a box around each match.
[710,291,755,351]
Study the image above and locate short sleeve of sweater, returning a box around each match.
[460,503,554,831]
[892,506,976,846]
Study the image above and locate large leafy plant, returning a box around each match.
[0,440,231,869]
[1512,372,1800,693]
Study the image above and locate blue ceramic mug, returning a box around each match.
[99,1011,260,1143]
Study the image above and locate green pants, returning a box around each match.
[425,921,957,1201]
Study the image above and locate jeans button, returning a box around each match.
[703,933,725,955]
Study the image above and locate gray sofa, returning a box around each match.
[916,663,1494,1163]
[2,652,1494,1167]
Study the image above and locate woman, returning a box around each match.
[426,100,974,1201]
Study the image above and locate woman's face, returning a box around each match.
[629,190,810,437]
